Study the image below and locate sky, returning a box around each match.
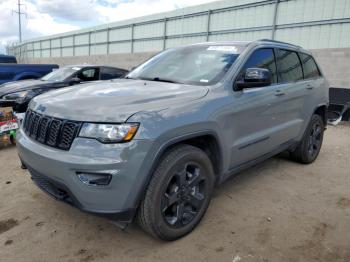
[0,0,219,54]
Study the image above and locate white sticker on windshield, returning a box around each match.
[207,46,238,53]
[72,67,81,70]
[200,79,209,83]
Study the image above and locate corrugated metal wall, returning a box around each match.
[8,0,350,60]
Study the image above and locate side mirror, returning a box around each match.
[236,68,272,89]
[69,77,81,85]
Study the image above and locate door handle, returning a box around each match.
[274,90,286,96]
[306,84,314,90]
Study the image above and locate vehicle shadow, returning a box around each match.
[216,151,291,189]
[8,150,301,262]
[38,152,293,240]
[0,142,16,151]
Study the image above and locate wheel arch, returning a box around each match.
[313,104,328,125]
[134,131,224,213]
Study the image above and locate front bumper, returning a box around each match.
[17,128,155,222]
[0,99,15,107]
[0,99,27,113]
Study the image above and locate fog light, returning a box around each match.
[76,172,112,186]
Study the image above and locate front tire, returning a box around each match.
[290,114,324,164]
[138,144,215,241]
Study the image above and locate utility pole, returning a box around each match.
[12,0,26,43]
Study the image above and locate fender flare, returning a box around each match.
[133,130,224,212]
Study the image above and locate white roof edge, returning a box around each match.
[21,0,264,44]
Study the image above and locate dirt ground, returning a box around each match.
[0,124,350,262]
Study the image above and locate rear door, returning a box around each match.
[298,52,324,119]
[273,49,307,142]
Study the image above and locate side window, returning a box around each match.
[100,68,125,80]
[238,48,277,84]
[277,49,303,83]
[299,53,321,79]
[78,68,99,81]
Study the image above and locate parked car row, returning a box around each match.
[4,40,330,241]
[0,65,128,113]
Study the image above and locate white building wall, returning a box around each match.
[8,0,350,61]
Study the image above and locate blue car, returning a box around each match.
[0,62,58,85]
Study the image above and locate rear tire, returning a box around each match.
[138,144,215,241]
[290,114,324,164]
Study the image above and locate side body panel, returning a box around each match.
[16,41,329,220]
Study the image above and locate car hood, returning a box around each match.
[30,79,209,122]
[0,79,64,97]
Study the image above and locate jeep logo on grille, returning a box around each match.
[37,105,46,113]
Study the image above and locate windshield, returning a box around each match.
[41,67,79,82]
[127,45,243,86]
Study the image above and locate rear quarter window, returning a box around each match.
[299,53,321,79]
[100,68,126,80]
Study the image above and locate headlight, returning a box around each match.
[3,91,30,100]
[2,90,37,102]
[79,123,139,143]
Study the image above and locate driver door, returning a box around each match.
[228,48,287,168]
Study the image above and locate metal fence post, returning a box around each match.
[271,0,280,40]
[60,37,63,57]
[49,39,52,57]
[163,18,167,50]
[40,41,42,58]
[131,23,134,53]
[106,27,110,55]
[88,32,91,56]
[73,34,75,56]
[206,10,212,42]
[19,45,22,62]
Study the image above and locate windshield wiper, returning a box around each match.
[149,77,184,84]
[125,76,184,84]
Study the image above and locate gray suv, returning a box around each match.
[17,39,329,240]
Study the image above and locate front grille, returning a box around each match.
[23,110,81,151]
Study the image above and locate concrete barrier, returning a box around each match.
[21,48,350,89]
[311,48,350,89]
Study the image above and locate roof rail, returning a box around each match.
[257,39,301,48]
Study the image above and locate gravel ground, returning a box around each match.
[0,124,350,262]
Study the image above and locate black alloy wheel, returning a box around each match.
[161,163,206,227]
[290,114,324,164]
[307,121,322,159]
[138,144,215,240]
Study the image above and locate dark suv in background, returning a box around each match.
[17,40,328,240]
[0,65,128,113]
